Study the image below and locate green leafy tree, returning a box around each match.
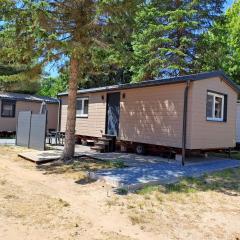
[196,0,240,82]
[0,0,138,159]
[38,73,68,97]
[131,0,225,82]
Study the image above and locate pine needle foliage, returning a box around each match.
[131,0,225,82]
[0,0,139,158]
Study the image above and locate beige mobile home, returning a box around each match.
[59,71,239,159]
[0,92,59,133]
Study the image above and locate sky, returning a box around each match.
[45,0,236,78]
[225,0,235,10]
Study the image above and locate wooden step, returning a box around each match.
[102,134,116,139]
[91,146,105,152]
[98,137,111,142]
[95,141,109,146]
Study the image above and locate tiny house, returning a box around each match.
[58,71,239,159]
[0,92,59,134]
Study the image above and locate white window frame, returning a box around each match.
[207,92,224,122]
[76,97,89,118]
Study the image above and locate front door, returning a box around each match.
[106,92,120,136]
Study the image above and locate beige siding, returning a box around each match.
[46,103,59,130]
[188,77,237,149]
[60,93,106,137]
[60,76,237,150]
[0,100,58,132]
[119,84,186,148]
[60,96,68,132]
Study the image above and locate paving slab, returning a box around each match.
[51,144,172,167]
[84,152,173,166]
[91,159,240,189]
[0,139,16,145]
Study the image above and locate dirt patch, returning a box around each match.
[0,146,239,240]
[107,169,240,240]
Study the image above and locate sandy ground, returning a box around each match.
[0,146,239,240]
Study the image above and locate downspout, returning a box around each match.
[182,80,190,166]
[57,97,62,132]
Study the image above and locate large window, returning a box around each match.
[206,91,226,122]
[1,100,16,118]
[76,97,89,117]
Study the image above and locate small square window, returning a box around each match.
[76,97,89,117]
[1,100,16,118]
[206,91,226,122]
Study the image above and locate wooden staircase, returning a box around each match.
[91,134,116,153]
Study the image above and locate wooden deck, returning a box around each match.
[18,150,63,164]
[18,145,95,164]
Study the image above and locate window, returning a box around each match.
[76,97,89,117]
[206,91,226,122]
[1,100,16,118]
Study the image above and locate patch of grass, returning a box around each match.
[155,193,163,203]
[106,160,126,168]
[116,188,128,195]
[230,152,240,160]
[106,197,119,207]
[129,214,146,225]
[136,168,240,195]
[210,151,240,160]
[136,185,163,195]
[58,198,70,207]
[165,178,201,193]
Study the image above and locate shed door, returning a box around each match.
[106,92,120,136]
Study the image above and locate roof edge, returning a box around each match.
[0,92,59,104]
[58,70,240,97]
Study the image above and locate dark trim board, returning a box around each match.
[207,89,227,96]
[116,140,235,156]
[58,70,240,97]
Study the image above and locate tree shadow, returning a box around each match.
[36,157,113,176]
[137,168,240,197]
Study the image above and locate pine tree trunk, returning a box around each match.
[62,57,79,160]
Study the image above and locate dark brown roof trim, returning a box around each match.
[0,92,59,103]
[58,70,240,97]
